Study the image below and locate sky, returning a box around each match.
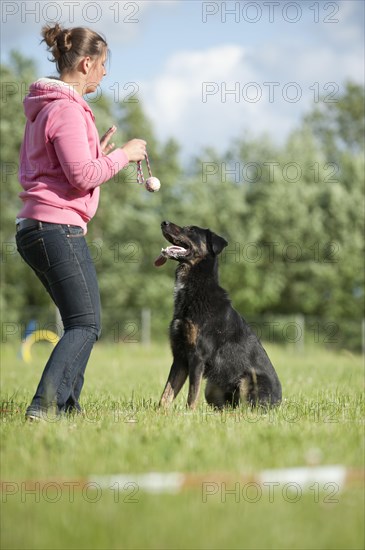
[1,0,364,162]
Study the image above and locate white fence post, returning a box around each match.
[295,314,305,353]
[141,308,151,346]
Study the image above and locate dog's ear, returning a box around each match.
[208,231,228,256]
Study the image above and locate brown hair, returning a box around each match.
[41,24,108,74]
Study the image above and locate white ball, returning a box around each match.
[145,177,161,193]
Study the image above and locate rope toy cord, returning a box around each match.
[137,153,161,192]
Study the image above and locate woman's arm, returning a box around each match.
[49,104,145,191]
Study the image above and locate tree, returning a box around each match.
[1,53,363,344]
[304,81,365,157]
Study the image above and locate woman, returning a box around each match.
[16,24,146,421]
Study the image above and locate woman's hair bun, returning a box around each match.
[41,24,72,57]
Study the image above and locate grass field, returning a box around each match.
[1,341,364,549]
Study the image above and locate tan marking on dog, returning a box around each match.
[159,382,175,407]
[159,366,188,408]
[239,378,250,403]
[250,368,259,402]
[188,241,208,267]
[185,319,199,347]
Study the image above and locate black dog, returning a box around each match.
[155,221,282,410]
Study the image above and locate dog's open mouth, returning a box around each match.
[154,245,189,267]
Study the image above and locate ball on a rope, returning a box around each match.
[145,177,161,192]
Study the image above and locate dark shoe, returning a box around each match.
[25,406,57,422]
[25,409,45,422]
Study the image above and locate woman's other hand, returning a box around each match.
[100,125,117,154]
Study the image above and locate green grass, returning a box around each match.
[1,342,364,549]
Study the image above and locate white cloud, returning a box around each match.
[141,45,255,158]
[140,27,364,160]
[144,45,246,125]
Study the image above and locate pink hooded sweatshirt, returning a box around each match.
[18,78,129,231]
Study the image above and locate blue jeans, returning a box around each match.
[16,222,101,416]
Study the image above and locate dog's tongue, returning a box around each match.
[154,246,188,267]
[154,253,167,267]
